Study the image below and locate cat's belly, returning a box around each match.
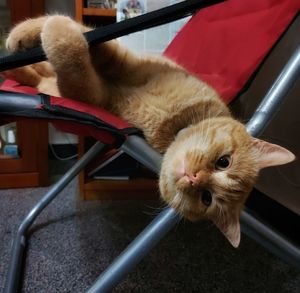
[117,98,229,153]
[116,98,173,152]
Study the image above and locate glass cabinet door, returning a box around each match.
[0,120,49,188]
[0,122,18,159]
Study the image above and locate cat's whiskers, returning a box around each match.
[199,105,206,145]
[169,192,181,209]
[178,195,188,216]
[203,107,211,147]
[170,194,185,229]
[143,201,170,217]
[167,192,183,216]
[214,201,226,224]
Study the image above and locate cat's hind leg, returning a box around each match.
[1,65,43,88]
[1,61,56,85]
[41,15,109,106]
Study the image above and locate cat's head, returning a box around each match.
[159,117,295,247]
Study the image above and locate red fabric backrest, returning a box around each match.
[49,96,133,130]
[164,0,300,104]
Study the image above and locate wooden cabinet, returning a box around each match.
[0,0,49,189]
[8,0,45,25]
[75,0,116,25]
[78,137,158,201]
[0,121,49,189]
[75,1,157,200]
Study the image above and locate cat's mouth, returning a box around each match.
[174,173,210,197]
[172,159,209,192]
[175,176,195,192]
[167,192,207,222]
[170,200,201,221]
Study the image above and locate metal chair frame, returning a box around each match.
[3,44,300,293]
[1,0,299,290]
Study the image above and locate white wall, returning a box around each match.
[118,0,189,55]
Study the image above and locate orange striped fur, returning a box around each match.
[4,15,295,247]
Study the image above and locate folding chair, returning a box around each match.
[1,1,299,292]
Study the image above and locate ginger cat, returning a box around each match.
[3,15,295,247]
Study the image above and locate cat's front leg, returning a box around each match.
[6,16,48,52]
[4,16,59,94]
[41,15,109,106]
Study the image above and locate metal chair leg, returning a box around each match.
[86,46,300,292]
[4,141,105,293]
[241,208,300,270]
[86,208,180,293]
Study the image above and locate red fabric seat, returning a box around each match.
[0,79,140,145]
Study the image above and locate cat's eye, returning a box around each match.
[215,155,231,170]
[201,190,212,206]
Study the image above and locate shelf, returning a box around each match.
[78,137,159,201]
[82,8,116,18]
[75,1,116,25]
[75,1,156,201]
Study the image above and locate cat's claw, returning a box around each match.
[6,34,38,52]
[6,16,47,52]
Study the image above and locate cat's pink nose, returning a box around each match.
[186,170,205,186]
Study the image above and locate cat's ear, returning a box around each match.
[252,138,295,169]
[213,212,241,248]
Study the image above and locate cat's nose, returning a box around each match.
[186,170,206,186]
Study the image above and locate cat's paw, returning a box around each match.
[6,16,48,52]
[41,15,89,68]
